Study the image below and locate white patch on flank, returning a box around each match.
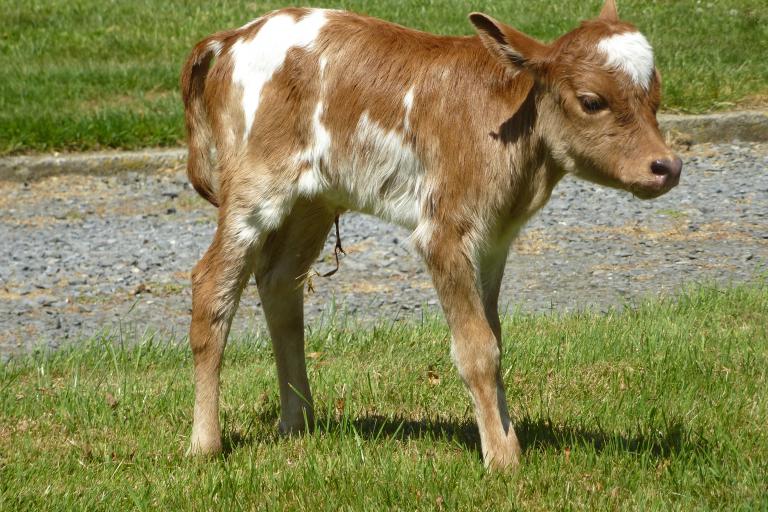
[332,113,424,229]
[403,87,415,132]
[597,31,654,90]
[297,167,324,197]
[231,10,329,138]
[295,55,332,198]
[296,101,332,196]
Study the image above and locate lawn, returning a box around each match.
[1,0,767,155]
[1,284,766,510]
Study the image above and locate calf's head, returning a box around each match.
[471,0,682,199]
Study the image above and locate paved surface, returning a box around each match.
[1,142,766,359]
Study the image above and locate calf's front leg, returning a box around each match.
[426,243,521,470]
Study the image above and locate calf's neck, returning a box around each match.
[180,0,681,469]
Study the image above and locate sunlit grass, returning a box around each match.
[1,283,766,510]
[1,0,767,154]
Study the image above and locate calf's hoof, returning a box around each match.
[187,431,223,457]
[278,413,315,436]
[483,442,522,471]
[484,450,521,471]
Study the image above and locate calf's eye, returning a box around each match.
[579,95,607,114]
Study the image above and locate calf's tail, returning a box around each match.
[180,36,222,207]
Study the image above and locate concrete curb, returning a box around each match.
[659,110,768,146]
[0,148,187,182]
[1,111,766,182]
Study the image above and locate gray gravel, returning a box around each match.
[1,142,766,359]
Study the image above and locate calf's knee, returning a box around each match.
[451,330,501,386]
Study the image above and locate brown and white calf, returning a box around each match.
[180,0,682,469]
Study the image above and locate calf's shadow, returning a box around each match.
[222,407,705,462]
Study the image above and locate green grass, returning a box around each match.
[1,0,767,155]
[1,284,767,510]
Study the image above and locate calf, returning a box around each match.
[180,0,681,469]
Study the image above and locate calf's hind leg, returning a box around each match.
[254,199,336,434]
[188,223,255,456]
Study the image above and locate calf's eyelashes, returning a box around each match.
[578,94,608,114]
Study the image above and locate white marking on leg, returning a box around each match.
[257,198,287,230]
[410,218,434,254]
[231,10,329,138]
[233,215,261,245]
[232,195,296,246]
[597,31,654,90]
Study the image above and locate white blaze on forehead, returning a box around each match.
[231,10,329,138]
[597,31,654,90]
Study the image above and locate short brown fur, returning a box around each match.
[180,1,681,470]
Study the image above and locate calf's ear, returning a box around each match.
[469,13,549,72]
[599,0,619,21]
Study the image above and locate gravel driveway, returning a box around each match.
[1,142,766,359]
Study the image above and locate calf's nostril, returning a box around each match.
[651,160,670,176]
[650,158,683,181]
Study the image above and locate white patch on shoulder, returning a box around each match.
[597,31,654,90]
[231,9,329,138]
